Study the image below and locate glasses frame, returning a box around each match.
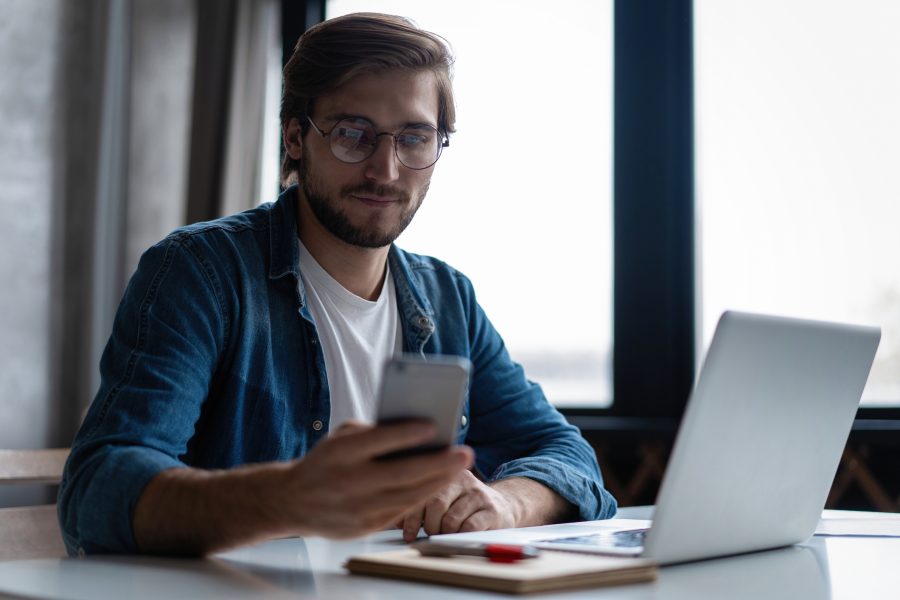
[306,116,449,170]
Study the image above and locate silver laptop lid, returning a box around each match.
[645,311,880,564]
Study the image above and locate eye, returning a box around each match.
[398,133,428,147]
[336,126,374,144]
[336,126,362,140]
[399,125,438,148]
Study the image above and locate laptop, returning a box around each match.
[433,310,881,565]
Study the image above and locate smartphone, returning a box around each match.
[375,354,471,459]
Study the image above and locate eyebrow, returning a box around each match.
[323,112,438,131]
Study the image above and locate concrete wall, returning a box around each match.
[0,0,64,452]
[0,0,66,505]
[0,0,196,506]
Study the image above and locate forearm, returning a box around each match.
[132,422,473,555]
[490,476,577,527]
[133,462,295,555]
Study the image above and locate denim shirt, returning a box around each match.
[58,186,617,555]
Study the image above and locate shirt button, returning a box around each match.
[312,420,323,431]
[460,415,468,427]
[310,338,317,346]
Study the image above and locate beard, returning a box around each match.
[298,151,428,249]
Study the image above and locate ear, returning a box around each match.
[283,118,303,160]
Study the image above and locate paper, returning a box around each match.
[815,518,900,538]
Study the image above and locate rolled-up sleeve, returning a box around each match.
[58,236,226,554]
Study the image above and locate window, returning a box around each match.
[696,0,900,405]
[326,0,615,407]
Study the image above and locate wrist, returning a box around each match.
[488,478,530,526]
[490,476,574,527]
[264,459,310,538]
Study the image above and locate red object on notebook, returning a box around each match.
[413,540,540,563]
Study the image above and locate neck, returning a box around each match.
[296,197,390,301]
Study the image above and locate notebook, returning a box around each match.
[344,548,656,594]
[434,311,881,565]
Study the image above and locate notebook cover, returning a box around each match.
[344,548,656,594]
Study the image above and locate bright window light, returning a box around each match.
[696,0,900,405]
[326,1,614,407]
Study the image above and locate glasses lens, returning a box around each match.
[396,125,442,169]
[330,118,377,163]
[327,118,444,169]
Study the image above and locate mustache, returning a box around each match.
[341,183,410,202]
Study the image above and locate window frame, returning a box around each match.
[286,0,900,428]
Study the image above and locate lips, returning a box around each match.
[343,184,409,206]
[352,194,397,203]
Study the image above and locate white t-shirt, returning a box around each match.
[298,241,402,431]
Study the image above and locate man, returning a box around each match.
[58,12,616,556]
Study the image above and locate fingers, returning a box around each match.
[336,449,473,524]
[421,471,479,536]
[363,470,466,530]
[289,450,472,540]
[286,425,474,541]
[329,446,472,499]
[423,493,453,536]
[373,446,474,488]
[439,490,487,534]
[329,420,370,438]
[401,505,425,542]
[378,449,473,505]
[457,509,494,533]
[417,472,515,537]
[328,421,440,463]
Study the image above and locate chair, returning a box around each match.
[0,448,69,560]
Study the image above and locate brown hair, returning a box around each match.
[280,12,456,187]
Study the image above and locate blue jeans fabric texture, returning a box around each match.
[57,185,617,554]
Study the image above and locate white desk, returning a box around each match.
[1,508,899,599]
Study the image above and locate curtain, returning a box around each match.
[0,0,274,505]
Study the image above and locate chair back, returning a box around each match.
[0,448,69,560]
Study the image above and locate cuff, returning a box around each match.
[60,445,185,555]
[488,457,618,521]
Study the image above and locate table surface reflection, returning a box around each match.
[1,508,898,599]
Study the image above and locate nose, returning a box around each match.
[363,134,401,183]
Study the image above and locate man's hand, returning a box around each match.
[397,470,518,542]
[134,420,473,554]
[397,473,579,543]
[282,421,474,539]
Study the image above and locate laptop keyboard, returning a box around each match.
[537,528,648,548]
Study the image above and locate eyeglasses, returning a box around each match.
[306,116,448,170]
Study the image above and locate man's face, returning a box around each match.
[296,69,440,248]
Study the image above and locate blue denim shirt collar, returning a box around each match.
[267,188,302,282]
[389,248,436,353]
